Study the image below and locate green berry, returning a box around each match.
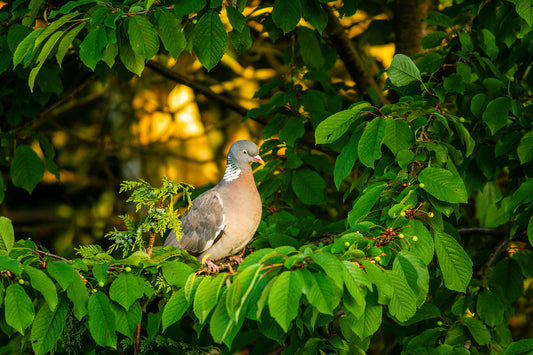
[419,183,425,189]
[428,212,434,218]
[125,266,132,273]
[398,233,405,239]
[375,256,381,262]
[98,281,105,287]
[344,241,350,247]
[412,236,418,242]
[437,321,443,326]
[400,211,406,217]
[18,279,25,285]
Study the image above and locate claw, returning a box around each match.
[204,259,220,273]
[229,254,244,264]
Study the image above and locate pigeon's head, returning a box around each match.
[228,140,263,167]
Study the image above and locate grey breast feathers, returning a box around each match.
[164,189,225,254]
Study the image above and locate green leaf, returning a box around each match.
[0,217,15,255]
[421,31,446,49]
[268,271,303,332]
[66,270,89,320]
[103,42,118,67]
[388,54,423,86]
[119,40,145,76]
[210,290,244,348]
[434,231,472,292]
[301,0,328,34]
[79,25,107,71]
[508,180,533,213]
[479,29,499,60]
[470,93,486,118]
[362,260,392,304]
[386,271,417,322]
[56,23,86,66]
[529,215,533,248]
[10,144,44,194]
[315,102,370,144]
[13,28,43,67]
[46,261,73,291]
[174,0,206,18]
[192,10,229,71]
[292,168,326,205]
[7,24,32,53]
[517,130,533,164]
[31,298,68,355]
[351,291,382,339]
[384,118,413,155]
[452,120,475,157]
[489,258,524,304]
[28,30,63,92]
[404,219,434,265]
[463,317,491,345]
[304,272,341,315]
[418,167,467,203]
[516,0,533,26]
[477,290,504,327]
[162,288,189,331]
[111,301,141,338]
[334,132,360,190]
[482,97,511,135]
[5,284,34,335]
[0,257,21,277]
[231,27,252,53]
[425,11,453,27]
[298,26,324,70]
[193,273,227,323]
[443,73,465,94]
[311,252,344,289]
[161,261,194,287]
[272,0,302,34]
[505,339,533,355]
[128,15,159,58]
[24,265,58,311]
[88,292,117,348]
[358,116,387,168]
[393,252,429,306]
[347,182,387,225]
[226,6,246,31]
[109,272,143,310]
[158,12,186,58]
[226,264,262,322]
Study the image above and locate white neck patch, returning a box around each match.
[222,156,241,182]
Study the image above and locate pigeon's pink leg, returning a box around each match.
[204,259,220,273]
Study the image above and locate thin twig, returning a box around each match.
[26,247,71,263]
[11,74,97,137]
[480,237,509,286]
[457,227,502,236]
[145,60,258,120]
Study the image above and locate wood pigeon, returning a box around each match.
[164,140,263,271]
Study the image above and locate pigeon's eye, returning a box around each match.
[243,150,247,154]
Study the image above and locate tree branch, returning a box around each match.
[12,74,98,137]
[322,5,387,104]
[145,60,257,119]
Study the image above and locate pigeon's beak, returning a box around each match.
[252,155,264,164]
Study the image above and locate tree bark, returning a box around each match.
[323,5,386,104]
[394,0,438,55]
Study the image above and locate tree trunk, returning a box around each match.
[394,0,438,55]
